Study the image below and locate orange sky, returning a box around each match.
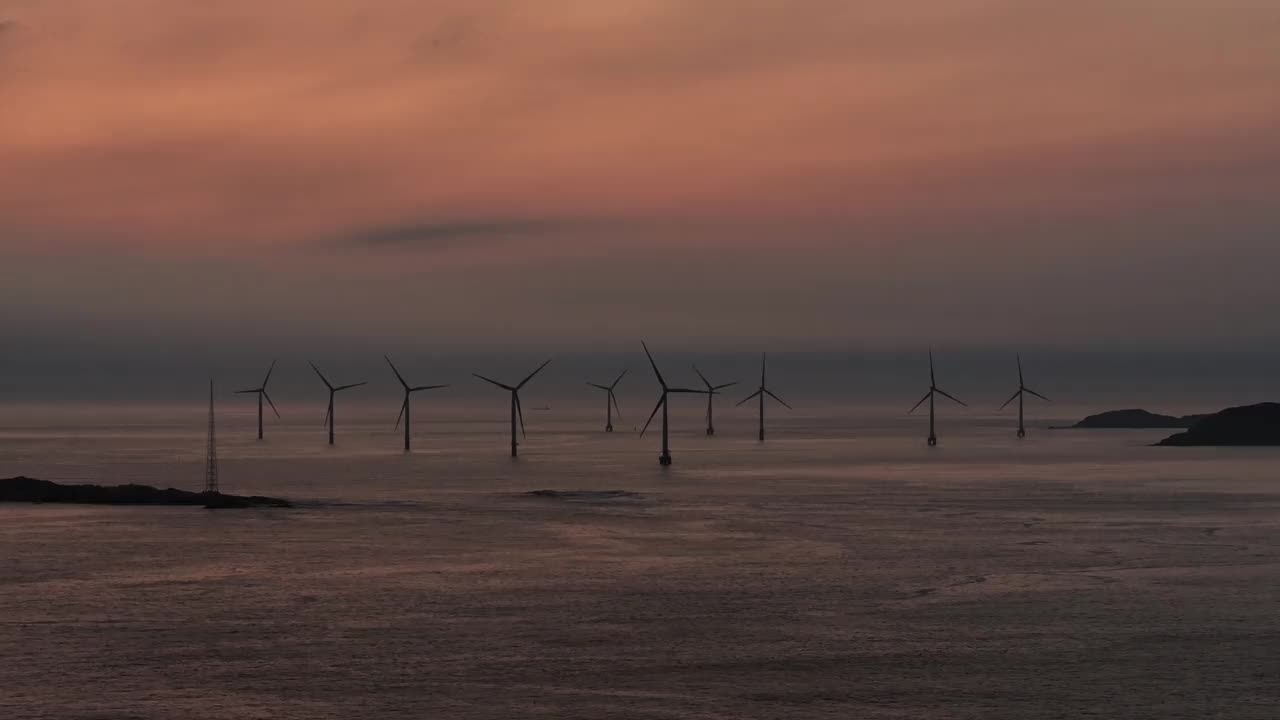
[1,0,1278,348]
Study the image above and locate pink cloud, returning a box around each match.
[0,0,1276,258]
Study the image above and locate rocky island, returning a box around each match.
[1157,403,1280,446]
[0,477,291,508]
[1055,409,1201,429]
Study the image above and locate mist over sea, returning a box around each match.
[4,347,1280,407]
[2,355,1279,718]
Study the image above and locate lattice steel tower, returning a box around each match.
[204,379,219,494]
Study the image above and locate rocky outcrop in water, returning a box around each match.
[1057,409,1197,429]
[1157,403,1280,446]
[0,477,291,508]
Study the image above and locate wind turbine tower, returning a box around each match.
[235,360,280,440]
[473,359,551,457]
[310,362,368,446]
[204,379,219,494]
[639,342,705,466]
[693,365,736,436]
[587,370,627,432]
[385,355,448,452]
[737,353,790,441]
[909,350,967,446]
[1001,354,1050,438]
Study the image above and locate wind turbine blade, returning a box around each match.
[693,364,712,390]
[322,402,331,428]
[908,390,931,414]
[262,359,277,389]
[713,382,738,391]
[668,388,706,394]
[309,362,334,390]
[517,358,552,389]
[384,355,410,390]
[928,350,936,387]
[737,389,763,406]
[1025,388,1051,402]
[472,374,515,391]
[335,382,367,392]
[394,397,406,431]
[761,352,767,386]
[234,389,259,394]
[641,341,667,388]
[610,390,622,418]
[935,388,967,407]
[611,369,627,389]
[1000,389,1022,410]
[411,384,449,392]
[587,382,610,391]
[515,393,527,438]
[263,390,281,418]
[764,388,792,410]
[639,396,664,437]
[1017,354,1024,387]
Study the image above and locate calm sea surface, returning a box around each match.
[2,398,1278,719]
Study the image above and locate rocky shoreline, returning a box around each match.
[0,477,291,509]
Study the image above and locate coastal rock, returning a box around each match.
[1157,403,1280,446]
[0,477,291,508]
[1058,409,1194,429]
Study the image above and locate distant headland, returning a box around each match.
[1157,403,1280,447]
[0,477,291,509]
[1054,409,1204,429]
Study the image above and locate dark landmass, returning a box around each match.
[1054,409,1199,429]
[0,477,291,509]
[1157,403,1280,446]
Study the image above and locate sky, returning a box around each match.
[2,0,1279,363]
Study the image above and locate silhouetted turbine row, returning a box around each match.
[235,343,790,465]
[907,351,1050,445]
[236,347,1046,463]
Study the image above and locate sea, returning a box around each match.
[2,369,1278,718]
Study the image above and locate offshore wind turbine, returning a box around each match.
[587,369,627,432]
[385,355,448,452]
[473,359,551,457]
[909,350,966,446]
[1001,354,1050,438]
[234,360,280,440]
[204,378,219,494]
[310,362,367,446]
[639,342,705,466]
[693,365,736,436]
[736,353,791,442]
